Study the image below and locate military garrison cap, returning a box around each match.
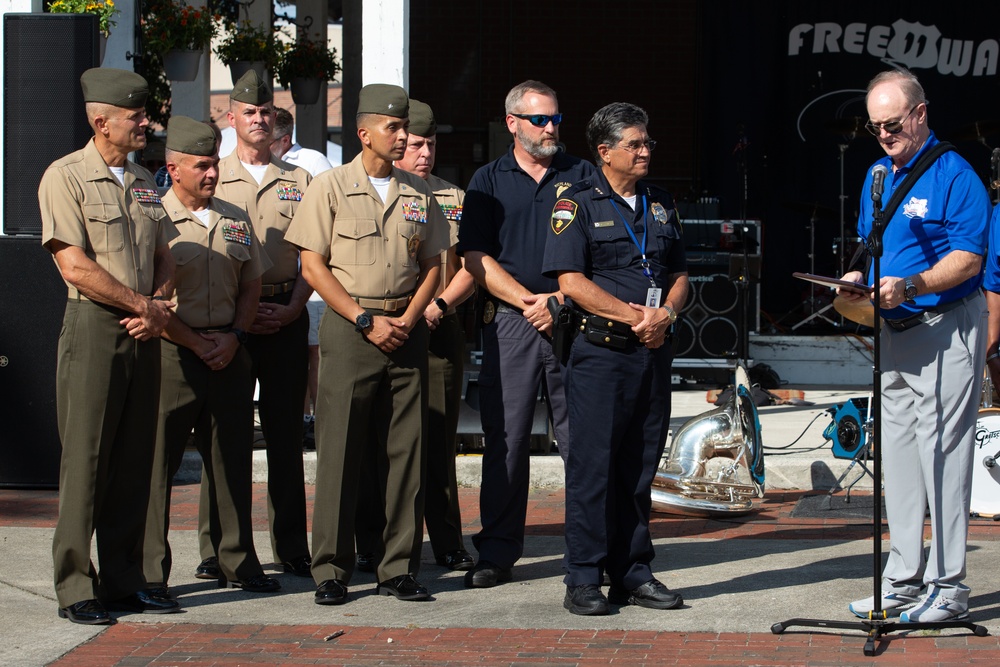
[358,84,408,118]
[80,67,148,107]
[166,116,217,156]
[407,99,437,137]
[230,69,272,105]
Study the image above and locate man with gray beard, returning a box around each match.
[458,80,595,588]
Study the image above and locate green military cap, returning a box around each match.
[230,69,272,105]
[358,83,408,118]
[407,99,437,137]
[166,116,217,156]
[80,67,148,108]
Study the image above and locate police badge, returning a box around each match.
[651,202,669,224]
[483,300,496,324]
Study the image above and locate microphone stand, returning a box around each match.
[772,171,988,656]
[731,129,754,362]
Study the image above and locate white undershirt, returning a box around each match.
[369,175,391,203]
[622,194,637,210]
[109,166,126,187]
[192,208,211,227]
[241,161,269,185]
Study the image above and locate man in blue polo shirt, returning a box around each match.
[458,80,596,588]
[839,68,990,623]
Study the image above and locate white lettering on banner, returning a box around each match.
[789,19,998,77]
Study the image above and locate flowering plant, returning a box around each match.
[47,0,119,36]
[214,20,287,71]
[274,37,340,90]
[142,0,218,53]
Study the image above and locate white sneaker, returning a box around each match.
[900,590,969,622]
[849,591,920,618]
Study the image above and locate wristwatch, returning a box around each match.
[354,311,373,333]
[434,297,448,313]
[903,277,918,304]
[662,305,678,324]
[230,328,248,345]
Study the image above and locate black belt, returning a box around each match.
[260,280,295,297]
[884,292,979,332]
[572,310,640,349]
[191,325,232,334]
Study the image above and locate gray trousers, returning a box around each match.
[472,310,569,568]
[880,291,986,604]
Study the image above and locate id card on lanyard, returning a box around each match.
[610,195,660,307]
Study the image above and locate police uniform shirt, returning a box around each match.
[216,152,310,285]
[161,189,270,328]
[285,153,451,298]
[541,172,686,305]
[425,172,464,296]
[458,145,596,295]
[39,138,175,298]
[857,131,990,319]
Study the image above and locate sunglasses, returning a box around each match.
[865,104,919,136]
[510,113,563,127]
[615,138,657,154]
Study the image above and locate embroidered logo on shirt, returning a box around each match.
[555,182,573,197]
[902,196,929,219]
[440,204,463,222]
[550,199,577,235]
[276,185,303,201]
[407,234,422,258]
[402,200,428,223]
[222,222,252,246]
[132,188,161,204]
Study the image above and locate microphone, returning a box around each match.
[871,164,888,206]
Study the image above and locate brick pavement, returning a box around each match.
[4,484,1000,666]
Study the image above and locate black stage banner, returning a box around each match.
[700,1,1000,319]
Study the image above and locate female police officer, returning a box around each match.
[542,102,689,616]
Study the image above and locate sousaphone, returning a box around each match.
[651,364,765,516]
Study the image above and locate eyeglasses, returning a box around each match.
[510,113,563,127]
[865,104,920,136]
[615,138,657,154]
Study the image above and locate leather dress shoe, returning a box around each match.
[195,556,220,580]
[464,560,512,588]
[608,578,683,609]
[282,555,312,577]
[435,549,475,571]
[315,579,349,606]
[564,584,610,616]
[105,587,181,614]
[355,552,377,573]
[376,574,430,601]
[58,599,112,625]
[223,574,281,593]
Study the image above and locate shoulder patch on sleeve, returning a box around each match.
[551,199,578,235]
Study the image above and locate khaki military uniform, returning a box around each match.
[198,153,312,565]
[143,189,270,586]
[39,138,174,608]
[356,173,468,561]
[285,153,450,584]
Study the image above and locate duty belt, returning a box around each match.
[354,294,413,311]
[260,280,296,297]
[572,310,640,349]
[883,291,979,333]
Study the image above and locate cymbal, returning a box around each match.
[826,117,866,136]
[833,295,874,327]
[783,200,838,221]
[951,120,1000,142]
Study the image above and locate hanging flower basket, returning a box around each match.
[229,60,268,85]
[215,20,285,82]
[162,49,202,81]
[290,77,322,105]
[275,37,340,95]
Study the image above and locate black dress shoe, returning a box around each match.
[58,599,112,625]
[435,549,475,571]
[105,588,181,614]
[564,584,610,616]
[281,555,312,577]
[315,579,349,606]
[224,574,281,593]
[195,556,220,580]
[463,560,512,588]
[355,552,377,573]
[608,578,683,609]
[376,574,430,601]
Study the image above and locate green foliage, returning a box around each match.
[214,20,287,70]
[47,0,119,36]
[142,0,218,53]
[274,37,340,90]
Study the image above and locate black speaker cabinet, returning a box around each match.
[0,237,66,488]
[4,13,98,236]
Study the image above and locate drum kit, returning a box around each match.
[972,370,1000,517]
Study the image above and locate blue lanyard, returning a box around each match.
[609,194,655,285]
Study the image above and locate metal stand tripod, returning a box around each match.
[772,172,988,656]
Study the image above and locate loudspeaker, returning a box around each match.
[0,237,66,488]
[3,14,98,236]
